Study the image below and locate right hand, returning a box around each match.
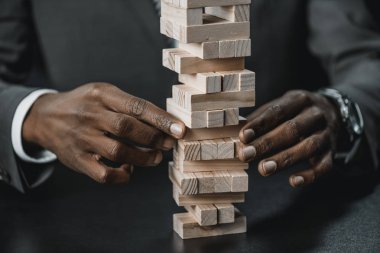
[22,83,186,184]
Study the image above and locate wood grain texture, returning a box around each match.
[185,205,217,226]
[179,72,222,94]
[174,156,249,173]
[178,140,201,160]
[173,209,246,239]
[205,5,250,22]
[179,42,219,60]
[229,170,249,192]
[215,204,235,224]
[166,98,207,128]
[224,108,240,125]
[216,138,235,159]
[163,0,251,8]
[219,40,236,58]
[161,16,250,43]
[173,183,245,206]
[183,119,246,141]
[218,71,240,91]
[207,110,224,128]
[169,162,198,195]
[161,2,203,26]
[171,84,255,111]
[235,39,251,57]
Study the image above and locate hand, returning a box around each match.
[238,90,341,187]
[23,83,186,184]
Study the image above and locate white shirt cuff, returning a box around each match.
[11,89,58,164]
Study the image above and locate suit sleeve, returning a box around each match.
[308,0,380,170]
[0,0,54,192]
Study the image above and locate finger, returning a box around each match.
[240,90,312,144]
[97,111,175,150]
[239,106,325,162]
[289,151,333,187]
[258,130,329,176]
[79,153,133,184]
[101,86,186,139]
[90,136,163,166]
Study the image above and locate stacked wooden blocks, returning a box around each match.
[161,0,255,239]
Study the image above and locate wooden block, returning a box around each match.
[173,183,245,206]
[185,205,217,226]
[160,17,173,39]
[164,0,251,8]
[174,157,249,173]
[205,5,250,22]
[169,162,198,195]
[161,2,203,26]
[235,39,251,57]
[166,98,207,128]
[219,40,236,58]
[195,172,215,193]
[179,73,222,94]
[207,110,224,128]
[178,140,201,160]
[239,69,255,91]
[214,204,235,224]
[173,209,246,239]
[229,170,249,192]
[163,48,245,74]
[201,140,218,160]
[171,84,255,111]
[183,118,246,141]
[225,108,239,125]
[216,138,235,159]
[218,71,240,91]
[161,15,250,43]
[213,171,231,193]
[179,42,219,60]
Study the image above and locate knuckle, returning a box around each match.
[306,137,321,154]
[280,151,293,167]
[86,83,109,98]
[285,120,300,139]
[125,97,149,117]
[108,143,123,161]
[287,90,311,105]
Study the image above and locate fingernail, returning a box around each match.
[242,146,256,161]
[154,152,163,165]
[162,137,175,150]
[292,176,304,187]
[243,129,255,143]
[170,123,184,138]
[261,161,277,176]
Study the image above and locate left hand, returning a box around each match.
[238,90,341,187]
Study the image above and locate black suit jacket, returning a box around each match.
[0,0,379,192]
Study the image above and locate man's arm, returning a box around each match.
[236,0,380,187]
[308,0,380,169]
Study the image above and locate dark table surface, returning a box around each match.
[1,159,379,253]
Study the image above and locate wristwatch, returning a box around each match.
[318,88,364,164]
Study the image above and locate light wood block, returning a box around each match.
[216,138,235,159]
[235,39,251,57]
[207,110,224,128]
[171,84,255,111]
[179,42,219,60]
[161,2,203,26]
[178,140,201,160]
[163,0,251,9]
[169,162,198,195]
[215,204,235,224]
[218,71,240,91]
[219,40,236,58]
[161,16,250,43]
[173,210,246,239]
[195,172,215,193]
[205,5,250,22]
[201,140,218,160]
[185,205,217,226]
[167,98,207,128]
[174,157,249,173]
[229,170,249,192]
[213,171,231,193]
[163,48,244,74]
[173,184,245,206]
[183,119,246,141]
[225,108,240,125]
[239,69,255,91]
[179,73,222,94]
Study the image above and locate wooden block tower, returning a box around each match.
[160,0,255,239]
